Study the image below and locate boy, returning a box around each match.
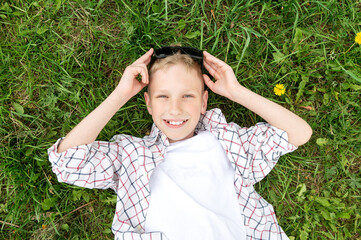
[48,46,312,239]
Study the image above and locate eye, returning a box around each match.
[183,94,194,98]
[157,95,168,98]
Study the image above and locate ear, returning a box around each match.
[144,91,152,115]
[201,90,208,114]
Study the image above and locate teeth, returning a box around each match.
[168,121,185,125]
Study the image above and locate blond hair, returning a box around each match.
[149,51,202,79]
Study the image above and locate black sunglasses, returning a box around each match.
[149,46,205,73]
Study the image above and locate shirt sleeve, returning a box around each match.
[234,122,297,185]
[47,138,122,190]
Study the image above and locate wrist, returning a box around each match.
[107,88,132,109]
[228,83,246,102]
[114,84,134,98]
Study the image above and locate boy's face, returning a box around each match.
[144,63,208,143]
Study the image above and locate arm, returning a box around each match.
[57,48,154,153]
[202,51,312,147]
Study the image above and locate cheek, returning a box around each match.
[149,102,163,116]
[187,102,202,113]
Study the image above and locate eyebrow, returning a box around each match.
[154,88,199,93]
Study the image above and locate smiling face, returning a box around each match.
[144,63,208,143]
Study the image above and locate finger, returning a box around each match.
[203,52,223,74]
[141,68,149,85]
[204,60,218,75]
[204,56,224,71]
[133,48,154,65]
[203,60,220,80]
[139,81,148,89]
[137,65,149,84]
[127,65,149,84]
[204,51,225,64]
[203,51,227,68]
[134,48,153,65]
[203,74,215,91]
[203,60,213,74]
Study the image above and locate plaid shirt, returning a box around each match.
[48,108,297,240]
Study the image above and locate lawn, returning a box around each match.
[1,0,360,239]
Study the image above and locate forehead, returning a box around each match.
[149,63,204,93]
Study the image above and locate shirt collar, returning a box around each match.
[148,123,170,149]
[197,108,228,132]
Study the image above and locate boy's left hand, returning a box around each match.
[202,51,240,100]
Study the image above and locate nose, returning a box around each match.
[169,99,182,116]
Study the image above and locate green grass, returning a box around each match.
[1,0,360,239]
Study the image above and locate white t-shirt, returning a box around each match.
[144,131,247,240]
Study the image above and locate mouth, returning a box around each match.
[163,119,188,128]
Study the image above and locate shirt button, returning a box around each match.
[136,225,144,233]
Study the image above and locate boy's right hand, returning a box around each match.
[57,48,154,153]
[115,48,154,99]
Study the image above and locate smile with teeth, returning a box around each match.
[164,119,188,126]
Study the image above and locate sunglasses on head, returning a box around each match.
[153,46,203,59]
[149,46,205,72]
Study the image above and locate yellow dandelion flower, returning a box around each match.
[355,32,361,45]
[42,224,47,230]
[274,84,286,96]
